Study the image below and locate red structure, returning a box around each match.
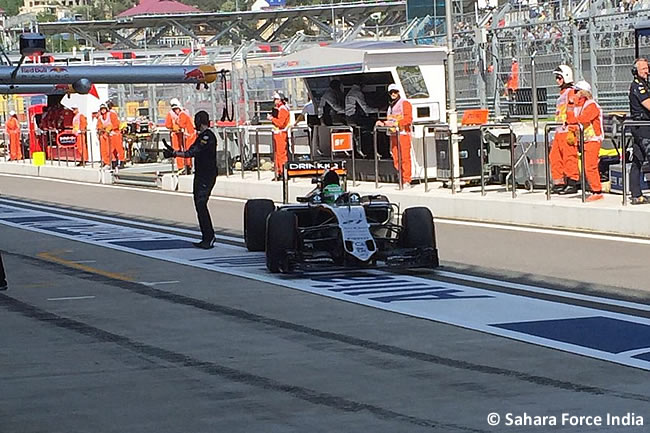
[28,103,78,160]
[117,0,201,17]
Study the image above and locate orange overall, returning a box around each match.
[387,98,413,184]
[506,61,519,93]
[73,112,88,163]
[109,110,125,162]
[550,87,579,185]
[567,98,603,193]
[165,109,195,169]
[271,104,290,176]
[96,113,113,166]
[5,116,22,160]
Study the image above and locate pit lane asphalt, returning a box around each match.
[1,175,650,432]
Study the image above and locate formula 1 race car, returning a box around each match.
[243,163,439,273]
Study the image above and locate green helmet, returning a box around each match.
[322,184,343,204]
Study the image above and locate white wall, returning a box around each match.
[61,84,108,163]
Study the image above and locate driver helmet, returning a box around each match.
[322,184,343,204]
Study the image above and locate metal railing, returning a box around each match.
[3,129,96,169]
[417,122,447,193]
[544,123,561,201]
[480,124,516,198]
[253,126,274,180]
[222,126,246,179]
[327,125,356,187]
[620,120,650,206]
[486,123,517,199]
[544,122,587,203]
[288,125,312,160]
[372,125,400,189]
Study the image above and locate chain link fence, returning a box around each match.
[452,5,650,116]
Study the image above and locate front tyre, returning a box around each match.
[244,199,275,252]
[400,207,439,268]
[265,211,297,273]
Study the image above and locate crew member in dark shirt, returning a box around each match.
[164,110,218,248]
[628,58,650,204]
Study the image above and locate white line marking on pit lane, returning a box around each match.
[0,173,249,203]
[139,280,180,286]
[73,260,97,264]
[616,347,650,357]
[435,218,650,245]
[437,270,650,312]
[0,198,243,245]
[47,296,96,301]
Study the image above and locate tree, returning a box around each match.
[220,0,235,11]
[0,0,22,16]
[36,11,56,22]
[46,35,79,53]
[75,0,136,19]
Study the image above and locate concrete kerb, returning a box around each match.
[2,161,650,238]
[0,161,111,184]
[0,161,39,176]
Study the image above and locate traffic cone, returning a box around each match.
[0,252,7,291]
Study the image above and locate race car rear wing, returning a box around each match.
[282,160,347,204]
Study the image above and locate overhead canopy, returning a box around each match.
[635,19,650,35]
[272,41,447,79]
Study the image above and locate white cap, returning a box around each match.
[170,97,181,108]
[388,84,400,93]
[272,92,281,100]
[574,80,592,93]
[9,110,16,116]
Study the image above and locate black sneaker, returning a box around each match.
[551,184,565,194]
[558,184,578,195]
[192,238,216,249]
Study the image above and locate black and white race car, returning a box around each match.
[243,163,439,273]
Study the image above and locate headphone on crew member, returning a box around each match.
[632,57,648,78]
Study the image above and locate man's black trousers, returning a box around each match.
[193,177,216,242]
[630,129,649,198]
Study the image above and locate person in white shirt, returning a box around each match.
[345,84,379,157]
[345,84,378,119]
[318,80,345,125]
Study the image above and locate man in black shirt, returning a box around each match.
[164,110,218,248]
[628,58,650,204]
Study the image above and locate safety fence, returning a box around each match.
[4,121,648,207]
[449,5,650,115]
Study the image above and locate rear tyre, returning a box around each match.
[266,211,297,273]
[244,199,275,252]
[400,207,439,268]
